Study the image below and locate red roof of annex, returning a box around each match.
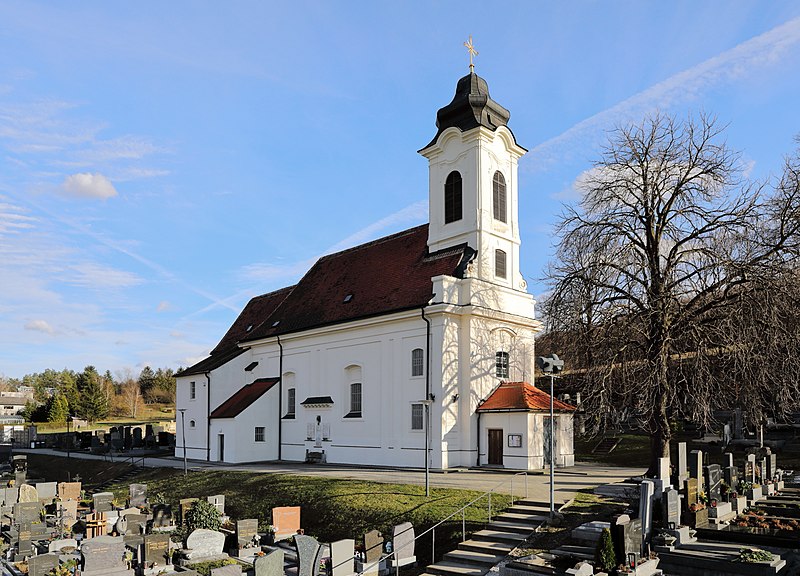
[477,381,576,412]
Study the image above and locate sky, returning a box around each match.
[2,1,800,379]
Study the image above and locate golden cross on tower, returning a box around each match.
[464,35,478,71]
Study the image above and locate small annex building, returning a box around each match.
[175,66,576,470]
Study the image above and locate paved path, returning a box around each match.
[19,448,644,504]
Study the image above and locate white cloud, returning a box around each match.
[66,262,143,289]
[526,16,800,173]
[157,301,171,312]
[61,172,117,199]
[24,319,54,334]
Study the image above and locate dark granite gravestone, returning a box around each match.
[689,450,703,490]
[93,492,115,513]
[128,484,147,508]
[664,488,680,527]
[132,428,143,448]
[705,464,721,501]
[124,513,147,535]
[143,533,170,565]
[294,535,322,576]
[13,455,27,484]
[254,549,284,576]
[14,501,42,524]
[179,498,198,525]
[81,535,132,576]
[617,517,642,560]
[152,503,173,527]
[767,453,777,481]
[18,537,33,556]
[684,478,698,509]
[236,519,258,547]
[28,553,59,576]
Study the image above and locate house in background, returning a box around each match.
[175,67,576,470]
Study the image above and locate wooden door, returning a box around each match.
[218,434,225,462]
[488,429,504,466]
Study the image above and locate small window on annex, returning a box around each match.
[254,426,265,442]
[411,403,424,430]
[496,351,510,379]
[444,171,463,224]
[345,365,363,418]
[495,249,507,279]
[189,381,196,400]
[287,388,296,417]
[411,348,424,377]
[189,420,196,428]
[493,171,507,223]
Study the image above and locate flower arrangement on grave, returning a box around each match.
[689,502,705,512]
[739,548,774,563]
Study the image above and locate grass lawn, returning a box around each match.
[27,455,511,564]
[575,434,651,467]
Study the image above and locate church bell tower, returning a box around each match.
[419,66,528,291]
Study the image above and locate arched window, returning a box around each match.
[283,372,296,418]
[495,249,507,279]
[493,171,506,223]
[495,352,509,379]
[411,348,424,377]
[189,420,196,428]
[444,171,463,224]
[345,365,362,418]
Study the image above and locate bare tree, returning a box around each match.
[545,113,800,474]
[116,368,142,418]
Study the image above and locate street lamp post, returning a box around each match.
[66,415,72,459]
[537,353,564,521]
[419,398,434,497]
[178,408,187,476]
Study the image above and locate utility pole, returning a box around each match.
[178,408,187,476]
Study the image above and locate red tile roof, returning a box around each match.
[209,377,279,419]
[477,381,576,413]
[244,224,468,341]
[179,287,293,377]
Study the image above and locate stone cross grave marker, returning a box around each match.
[185,528,225,560]
[207,494,225,515]
[18,484,38,503]
[272,506,301,540]
[58,482,81,502]
[210,565,241,576]
[35,482,57,503]
[93,492,115,513]
[294,534,322,576]
[254,549,284,576]
[236,519,259,547]
[677,442,688,483]
[689,450,703,491]
[330,539,356,576]
[143,533,170,565]
[392,522,416,567]
[28,553,59,576]
[128,484,147,507]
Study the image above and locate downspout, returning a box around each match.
[421,305,432,477]
[277,335,283,461]
[204,372,211,461]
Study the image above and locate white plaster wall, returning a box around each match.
[207,389,279,462]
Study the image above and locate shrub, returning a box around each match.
[594,527,617,571]
[739,548,773,563]
[185,500,221,533]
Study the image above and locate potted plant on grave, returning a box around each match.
[260,523,275,545]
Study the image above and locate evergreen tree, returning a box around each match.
[138,366,156,400]
[594,528,617,571]
[46,392,70,423]
[76,366,109,423]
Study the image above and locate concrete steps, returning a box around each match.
[457,539,515,555]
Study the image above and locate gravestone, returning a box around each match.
[13,455,27,484]
[611,515,642,563]
[363,529,383,575]
[236,519,259,547]
[152,503,173,527]
[705,464,721,501]
[14,501,42,525]
[85,512,107,539]
[57,499,78,530]
[677,443,688,483]
[143,533,170,565]
[207,494,225,515]
[124,513,147,535]
[689,450,703,491]
[132,427,143,448]
[128,484,147,508]
[49,538,78,553]
[724,467,738,495]
[28,553,59,576]
[184,528,226,560]
[35,482,57,502]
[211,566,241,576]
[747,454,757,484]
[18,537,33,556]
[180,498,198,525]
[767,453,777,481]
[330,539,356,576]
[81,535,132,576]
[58,482,82,501]
[724,453,734,469]
[254,549,284,576]
[3,487,18,506]
[391,522,416,567]
[657,457,670,485]
[684,478,698,508]
[18,484,38,503]
[294,535,322,576]
[639,479,655,553]
[272,506,301,540]
[93,492,115,513]
[761,457,768,484]
[664,488,680,527]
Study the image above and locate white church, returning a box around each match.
[175,67,575,471]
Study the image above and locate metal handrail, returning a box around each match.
[350,471,528,576]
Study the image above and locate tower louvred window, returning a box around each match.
[493,171,507,223]
[444,171,463,224]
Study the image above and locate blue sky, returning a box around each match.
[2,1,800,378]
